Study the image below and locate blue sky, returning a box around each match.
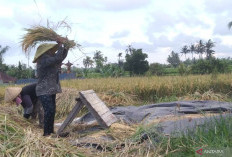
[1,0,232,68]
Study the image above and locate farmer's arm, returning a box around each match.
[39,45,69,68]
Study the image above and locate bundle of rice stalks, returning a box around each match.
[21,26,79,53]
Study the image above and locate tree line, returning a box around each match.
[80,38,232,77]
[0,38,231,79]
[81,45,149,77]
[0,45,35,79]
[166,39,230,75]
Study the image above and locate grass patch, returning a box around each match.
[128,115,232,156]
[165,115,232,156]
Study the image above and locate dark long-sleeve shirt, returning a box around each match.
[20,83,37,114]
[36,45,68,96]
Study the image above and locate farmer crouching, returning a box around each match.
[4,83,44,126]
[34,38,69,136]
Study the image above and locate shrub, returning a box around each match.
[149,63,165,76]
[190,58,230,74]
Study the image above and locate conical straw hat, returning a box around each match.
[4,87,22,103]
[33,43,58,63]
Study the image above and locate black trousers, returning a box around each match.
[31,100,44,127]
[38,94,56,136]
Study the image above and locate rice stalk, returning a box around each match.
[0,107,85,157]
[21,26,79,53]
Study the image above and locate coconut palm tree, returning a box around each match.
[93,50,105,72]
[205,39,215,59]
[189,44,195,60]
[118,52,122,61]
[180,45,189,60]
[125,45,133,54]
[93,50,104,63]
[0,45,9,64]
[89,59,94,68]
[195,40,205,59]
[83,56,93,69]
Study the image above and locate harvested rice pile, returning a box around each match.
[0,106,86,157]
[21,25,79,53]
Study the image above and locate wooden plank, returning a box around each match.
[79,90,103,104]
[80,90,110,112]
[100,111,118,126]
[79,90,118,128]
[57,100,84,135]
[89,101,109,115]
[79,94,108,127]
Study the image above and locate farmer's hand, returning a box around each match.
[23,114,30,119]
[56,36,68,45]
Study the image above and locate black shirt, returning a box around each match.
[20,83,37,109]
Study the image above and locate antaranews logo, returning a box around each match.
[196,148,224,156]
[196,148,203,155]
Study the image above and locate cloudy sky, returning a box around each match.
[1,0,232,68]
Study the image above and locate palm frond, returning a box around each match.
[0,46,9,55]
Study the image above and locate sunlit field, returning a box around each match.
[61,74,232,103]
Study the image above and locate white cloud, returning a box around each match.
[147,47,172,64]
[111,30,130,38]
[0,5,14,18]
[46,0,151,11]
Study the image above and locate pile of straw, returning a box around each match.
[21,26,78,53]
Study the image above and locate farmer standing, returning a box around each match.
[4,83,44,126]
[34,38,69,136]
